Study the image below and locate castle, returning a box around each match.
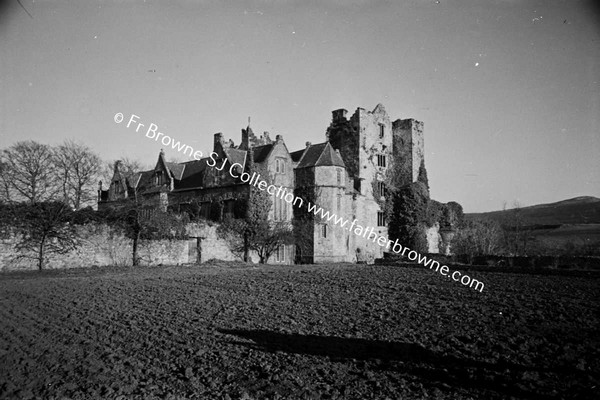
[98,104,434,264]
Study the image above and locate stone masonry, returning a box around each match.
[98,104,430,264]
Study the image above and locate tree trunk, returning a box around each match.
[62,171,69,207]
[38,236,45,271]
[243,232,249,262]
[132,230,140,266]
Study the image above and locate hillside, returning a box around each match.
[467,196,600,225]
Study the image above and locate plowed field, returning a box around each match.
[0,263,598,399]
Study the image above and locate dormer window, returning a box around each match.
[154,171,165,186]
[114,180,122,194]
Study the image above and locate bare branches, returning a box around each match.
[10,202,79,270]
[452,218,503,259]
[2,141,59,203]
[0,157,14,203]
[54,140,102,210]
[1,140,102,209]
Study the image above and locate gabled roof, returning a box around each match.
[252,144,274,163]
[318,142,346,168]
[223,147,247,168]
[165,162,185,180]
[296,142,345,169]
[130,170,154,189]
[290,149,305,163]
[176,158,211,189]
[372,103,387,114]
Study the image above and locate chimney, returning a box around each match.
[262,131,271,143]
[275,134,283,143]
[240,126,255,150]
[332,108,348,122]
[247,145,255,171]
[213,132,225,152]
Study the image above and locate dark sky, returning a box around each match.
[1,0,598,212]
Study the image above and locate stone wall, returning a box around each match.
[0,222,250,272]
[426,223,441,254]
[392,118,424,187]
[312,165,348,263]
[186,222,239,263]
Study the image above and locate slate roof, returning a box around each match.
[159,146,249,191]
[223,147,247,168]
[165,162,185,180]
[130,170,154,191]
[175,158,211,190]
[296,142,345,169]
[252,144,273,163]
[290,149,305,163]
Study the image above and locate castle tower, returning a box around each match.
[293,142,347,263]
[392,118,425,187]
[325,104,399,262]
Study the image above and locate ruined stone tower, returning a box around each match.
[392,118,425,187]
[325,104,425,262]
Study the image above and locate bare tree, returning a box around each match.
[99,180,189,266]
[100,157,147,190]
[0,156,14,203]
[501,201,531,256]
[12,202,79,270]
[251,221,293,263]
[217,168,294,263]
[2,141,58,203]
[54,140,102,210]
[451,218,503,262]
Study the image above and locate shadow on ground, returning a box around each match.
[218,328,584,399]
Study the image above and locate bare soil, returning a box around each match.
[0,262,598,399]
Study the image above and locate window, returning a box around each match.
[224,200,235,219]
[200,202,211,219]
[377,154,387,168]
[321,224,327,238]
[155,171,165,186]
[379,124,385,139]
[276,158,286,174]
[140,208,153,220]
[114,180,122,194]
[273,196,288,221]
[337,169,343,186]
[275,245,286,262]
[377,211,386,227]
[376,181,386,198]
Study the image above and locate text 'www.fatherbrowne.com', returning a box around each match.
[305,202,485,292]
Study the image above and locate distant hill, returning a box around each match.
[467,196,600,225]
